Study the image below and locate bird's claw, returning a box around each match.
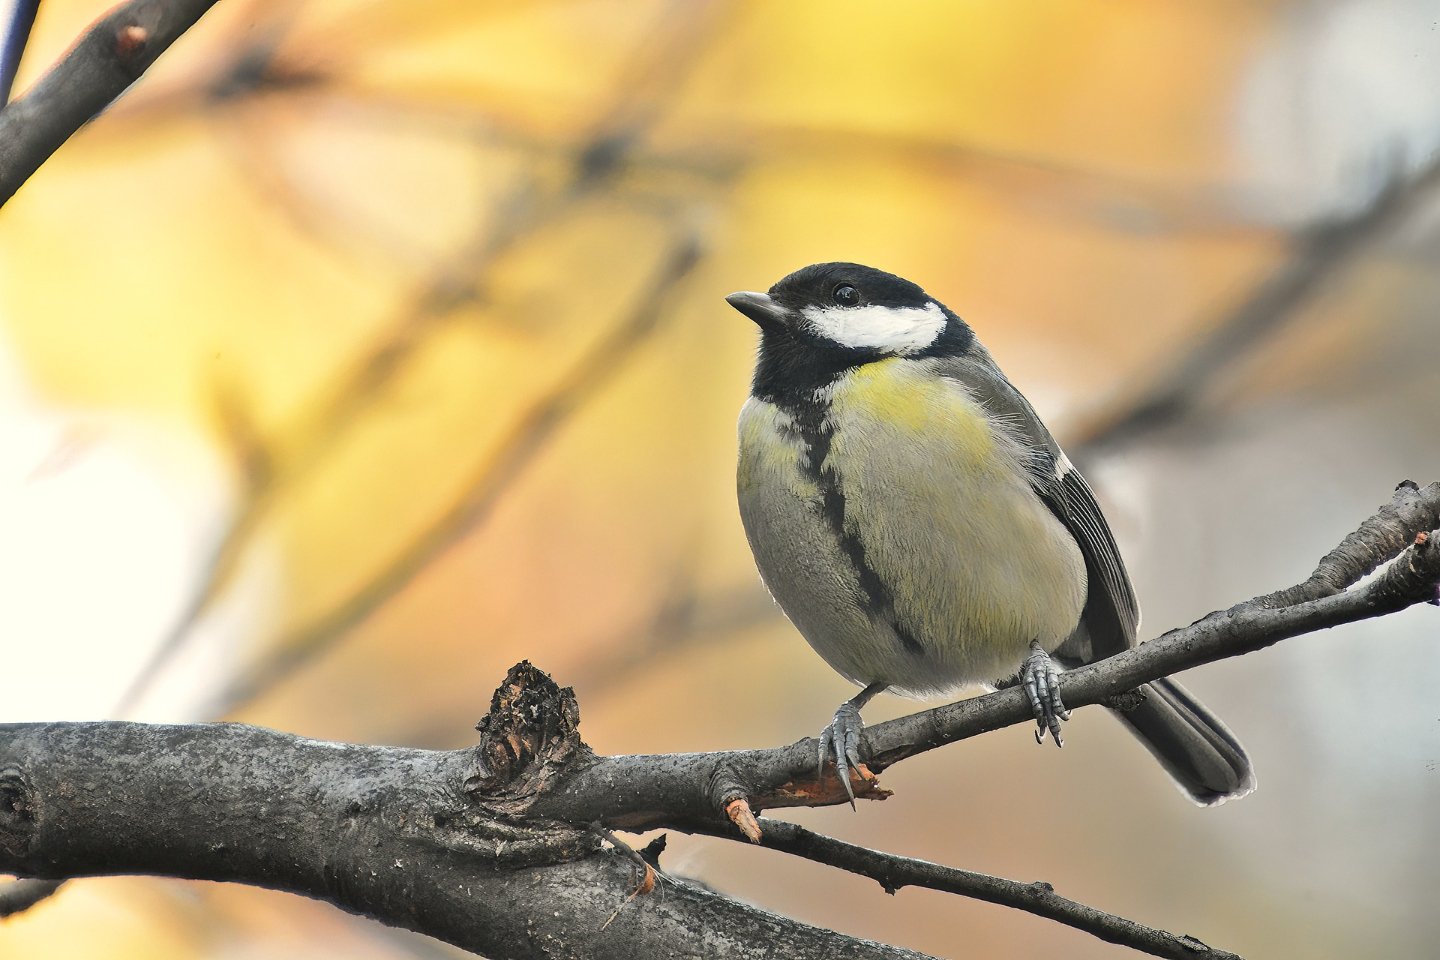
[1021,639,1070,748]
[818,700,866,808]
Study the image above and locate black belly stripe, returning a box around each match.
[787,399,926,657]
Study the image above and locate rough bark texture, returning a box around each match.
[0,701,928,960]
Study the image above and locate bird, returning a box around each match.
[725,262,1254,806]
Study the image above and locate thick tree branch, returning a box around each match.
[0,0,222,205]
[5,483,1435,958]
[0,664,1209,959]
[0,718,928,960]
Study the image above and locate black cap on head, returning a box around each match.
[767,262,932,313]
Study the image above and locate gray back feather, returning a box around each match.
[931,349,1141,664]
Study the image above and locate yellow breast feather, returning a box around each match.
[821,357,1087,686]
[831,358,996,456]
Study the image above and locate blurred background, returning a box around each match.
[2,0,1439,957]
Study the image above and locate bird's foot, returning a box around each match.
[1021,640,1070,748]
[818,701,867,808]
[816,682,885,808]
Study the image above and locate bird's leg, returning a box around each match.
[818,681,887,808]
[1021,639,1069,747]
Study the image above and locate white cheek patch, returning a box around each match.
[800,301,947,354]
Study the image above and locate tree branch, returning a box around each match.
[0,0,222,205]
[5,482,1433,958]
[0,696,930,959]
[751,821,1238,960]
[518,482,1440,829]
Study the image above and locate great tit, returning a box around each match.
[726,262,1254,806]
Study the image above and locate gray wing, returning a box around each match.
[932,350,1140,664]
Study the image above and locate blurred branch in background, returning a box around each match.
[205,229,706,717]
[202,0,733,273]
[110,155,532,717]
[568,580,777,702]
[0,0,40,105]
[0,0,222,204]
[115,0,732,717]
[1072,151,1440,458]
[397,568,777,748]
[715,120,1259,236]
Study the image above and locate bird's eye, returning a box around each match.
[833,284,859,306]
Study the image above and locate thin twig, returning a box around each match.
[1255,479,1440,608]
[589,821,660,913]
[0,0,223,205]
[752,820,1237,960]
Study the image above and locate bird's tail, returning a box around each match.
[1111,677,1255,806]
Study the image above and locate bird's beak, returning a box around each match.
[725,291,791,332]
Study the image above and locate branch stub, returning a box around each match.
[465,662,591,818]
